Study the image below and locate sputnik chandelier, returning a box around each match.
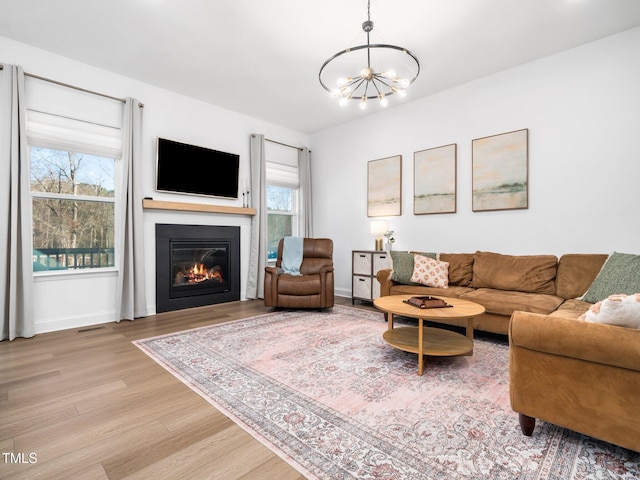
[319,0,420,109]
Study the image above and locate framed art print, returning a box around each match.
[414,144,457,215]
[367,155,402,217]
[472,129,528,212]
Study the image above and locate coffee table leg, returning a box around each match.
[464,317,474,356]
[388,312,394,330]
[418,317,424,376]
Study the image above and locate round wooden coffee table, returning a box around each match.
[374,294,485,376]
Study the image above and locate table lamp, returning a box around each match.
[370,220,388,251]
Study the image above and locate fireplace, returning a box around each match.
[156,224,240,313]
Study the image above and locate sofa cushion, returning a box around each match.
[549,299,592,319]
[460,288,564,316]
[389,251,436,285]
[439,253,474,286]
[581,293,640,329]
[581,252,640,303]
[389,284,474,298]
[471,251,557,295]
[410,255,449,288]
[555,254,609,300]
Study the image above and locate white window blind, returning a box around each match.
[266,161,298,188]
[266,142,299,188]
[26,110,122,159]
[24,76,123,158]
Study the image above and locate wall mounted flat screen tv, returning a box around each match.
[156,137,240,199]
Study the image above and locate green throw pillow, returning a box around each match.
[389,251,437,285]
[582,252,640,303]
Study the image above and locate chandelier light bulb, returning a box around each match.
[382,69,396,79]
[359,96,367,109]
[337,77,350,87]
[378,93,388,107]
[392,86,407,98]
[330,88,341,97]
[339,96,350,106]
[360,67,373,80]
[399,78,410,88]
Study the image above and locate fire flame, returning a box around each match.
[184,263,223,283]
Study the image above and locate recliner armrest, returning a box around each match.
[265,266,283,276]
[264,266,283,306]
[319,266,334,307]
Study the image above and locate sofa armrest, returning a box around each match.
[509,311,640,452]
[509,311,640,371]
[376,268,394,297]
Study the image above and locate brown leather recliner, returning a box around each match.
[264,238,334,309]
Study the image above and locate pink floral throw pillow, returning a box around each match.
[580,293,640,329]
[410,254,449,288]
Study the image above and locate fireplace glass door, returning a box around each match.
[170,241,230,298]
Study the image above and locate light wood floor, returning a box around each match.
[0,297,373,479]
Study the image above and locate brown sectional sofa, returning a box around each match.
[377,250,640,452]
[376,251,608,335]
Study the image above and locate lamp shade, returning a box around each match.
[369,220,388,235]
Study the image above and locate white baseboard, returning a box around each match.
[35,310,116,334]
[335,287,351,298]
[34,294,355,335]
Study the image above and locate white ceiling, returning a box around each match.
[2,0,640,134]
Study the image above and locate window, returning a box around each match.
[267,185,296,260]
[24,76,124,273]
[30,147,116,271]
[265,143,300,261]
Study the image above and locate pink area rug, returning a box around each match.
[134,305,639,479]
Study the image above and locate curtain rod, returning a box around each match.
[25,71,127,104]
[0,64,142,107]
[265,137,304,152]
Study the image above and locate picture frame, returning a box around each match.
[367,155,402,217]
[414,144,457,215]
[472,129,528,212]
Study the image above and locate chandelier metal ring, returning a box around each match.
[318,43,420,100]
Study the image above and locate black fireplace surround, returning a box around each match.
[156,224,240,313]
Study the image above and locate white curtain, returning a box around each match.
[115,98,147,320]
[246,133,268,299]
[0,64,34,341]
[298,147,313,237]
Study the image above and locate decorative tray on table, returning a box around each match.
[403,295,453,309]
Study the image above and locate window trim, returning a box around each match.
[34,266,118,279]
[31,191,116,204]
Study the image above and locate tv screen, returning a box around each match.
[156,137,240,199]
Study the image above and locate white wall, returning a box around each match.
[310,27,640,298]
[1,36,309,333]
